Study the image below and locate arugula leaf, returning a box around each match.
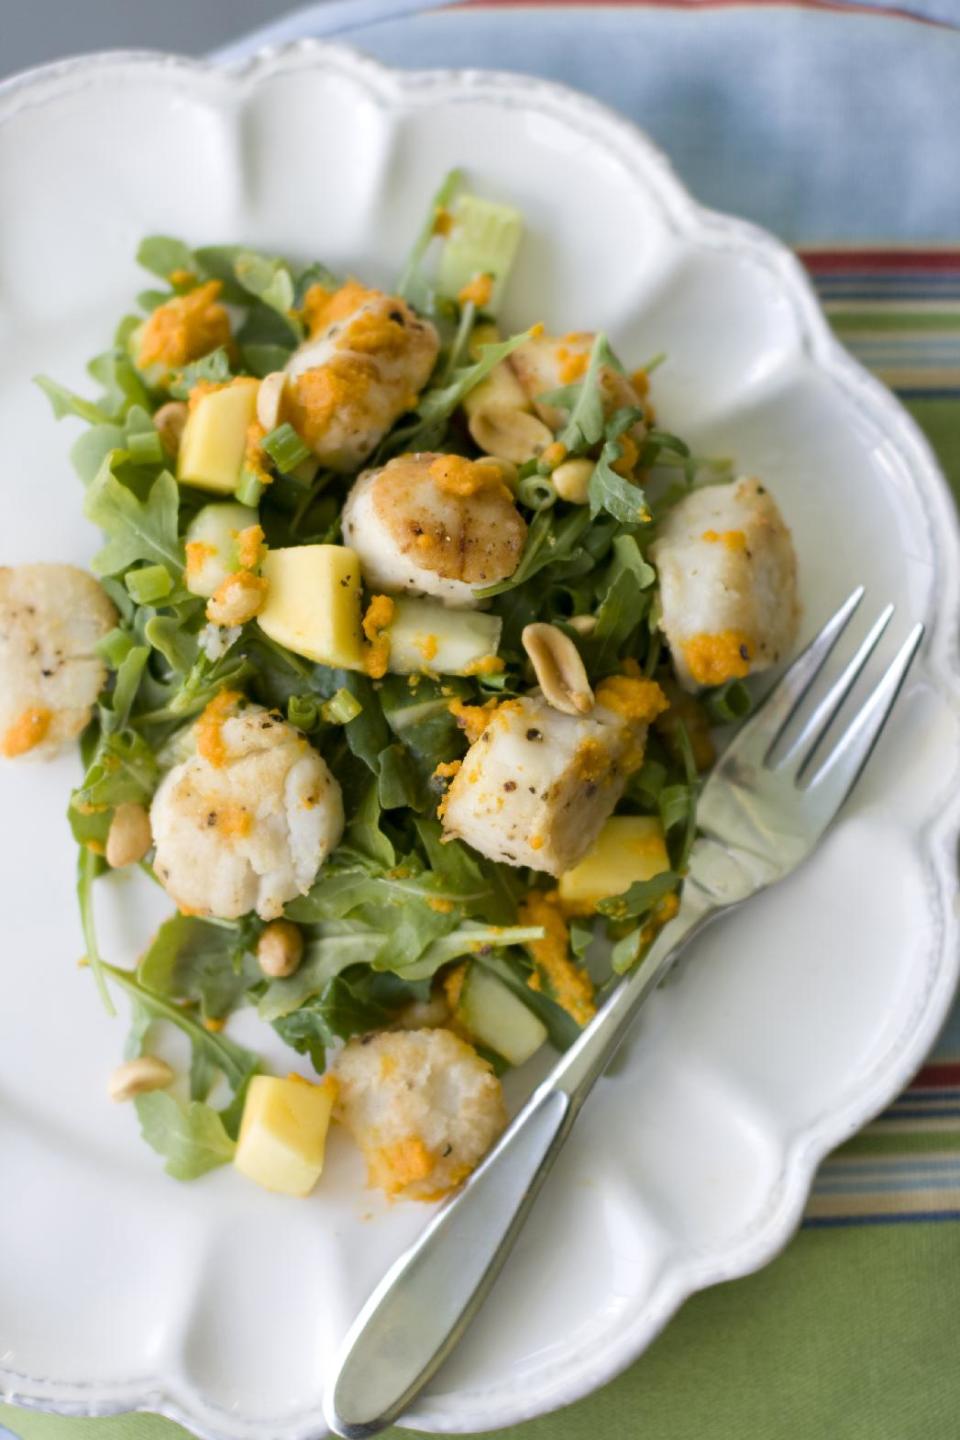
[289,867,456,973]
[337,782,395,869]
[272,968,427,1069]
[233,251,302,341]
[136,235,196,280]
[76,845,114,1015]
[87,348,152,420]
[71,728,158,816]
[242,342,296,377]
[585,535,655,670]
[142,613,200,675]
[379,675,467,765]
[104,963,258,1101]
[84,454,182,577]
[35,375,111,426]
[312,672,392,776]
[396,923,544,981]
[377,741,423,811]
[108,645,150,729]
[270,1008,329,1071]
[569,918,594,962]
[625,756,668,810]
[551,333,621,453]
[190,245,249,303]
[588,439,651,525]
[70,422,127,485]
[659,784,695,836]
[596,870,679,921]
[166,348,233,400]
[383,329,533,458]
[134,1091,236,1180]
[258,924,386,1021]
[477,506,593,600]
[610,926,649,975]
[138,914,260,1022]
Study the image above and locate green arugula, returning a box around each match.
[105,963,258,1102]
[136,235,196,280]
[138,914,261,1023]
[84,453,182,578]
[134,1091,237,1180]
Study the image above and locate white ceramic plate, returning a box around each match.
[1,43,959,1440]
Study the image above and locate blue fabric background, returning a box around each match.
[216,1,960,247]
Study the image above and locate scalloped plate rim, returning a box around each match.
[1,39,959,1440]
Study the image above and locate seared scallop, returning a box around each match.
[150,696,343,921]
[282,282,439,472]
[508,330,645,433]
[334,1028,507,1202]
[440,681,667,875]
[0,563,116,759]
[341,452,527,606]
[650,477,800,690]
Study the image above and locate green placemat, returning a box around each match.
[4,1221,959,1440]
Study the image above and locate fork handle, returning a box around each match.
[323,900,711,1439]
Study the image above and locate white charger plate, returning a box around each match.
[1,42,959,1440]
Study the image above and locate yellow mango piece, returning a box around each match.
[558,815,669,914]
[234,1073,337,1197]
[257,544,365,669]
[177,379,260,495]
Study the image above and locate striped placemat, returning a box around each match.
[800,246,960,1227]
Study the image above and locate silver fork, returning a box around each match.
[324,589,923,1440]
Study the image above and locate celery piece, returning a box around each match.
[262,422,311,475]
[125,564,174,605]
[437,194,524,315]
[235,469,267,507]
[321,688,364,726]
[127,429,165,466]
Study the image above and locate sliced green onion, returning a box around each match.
[125,565,173,605]
[262,422,311,474]
[127,429,165,465]
[705,680,753,725]
[518,474,557,512]
[321,688,363,725]
[235,469,267,507]
[287,695,321,732]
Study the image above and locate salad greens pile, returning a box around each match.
[38,171,744,1181]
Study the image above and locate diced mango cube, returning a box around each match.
[257,544,365,669]
[178,378,260,495]
[558,815,670,914]
[234,1073,337,1197]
